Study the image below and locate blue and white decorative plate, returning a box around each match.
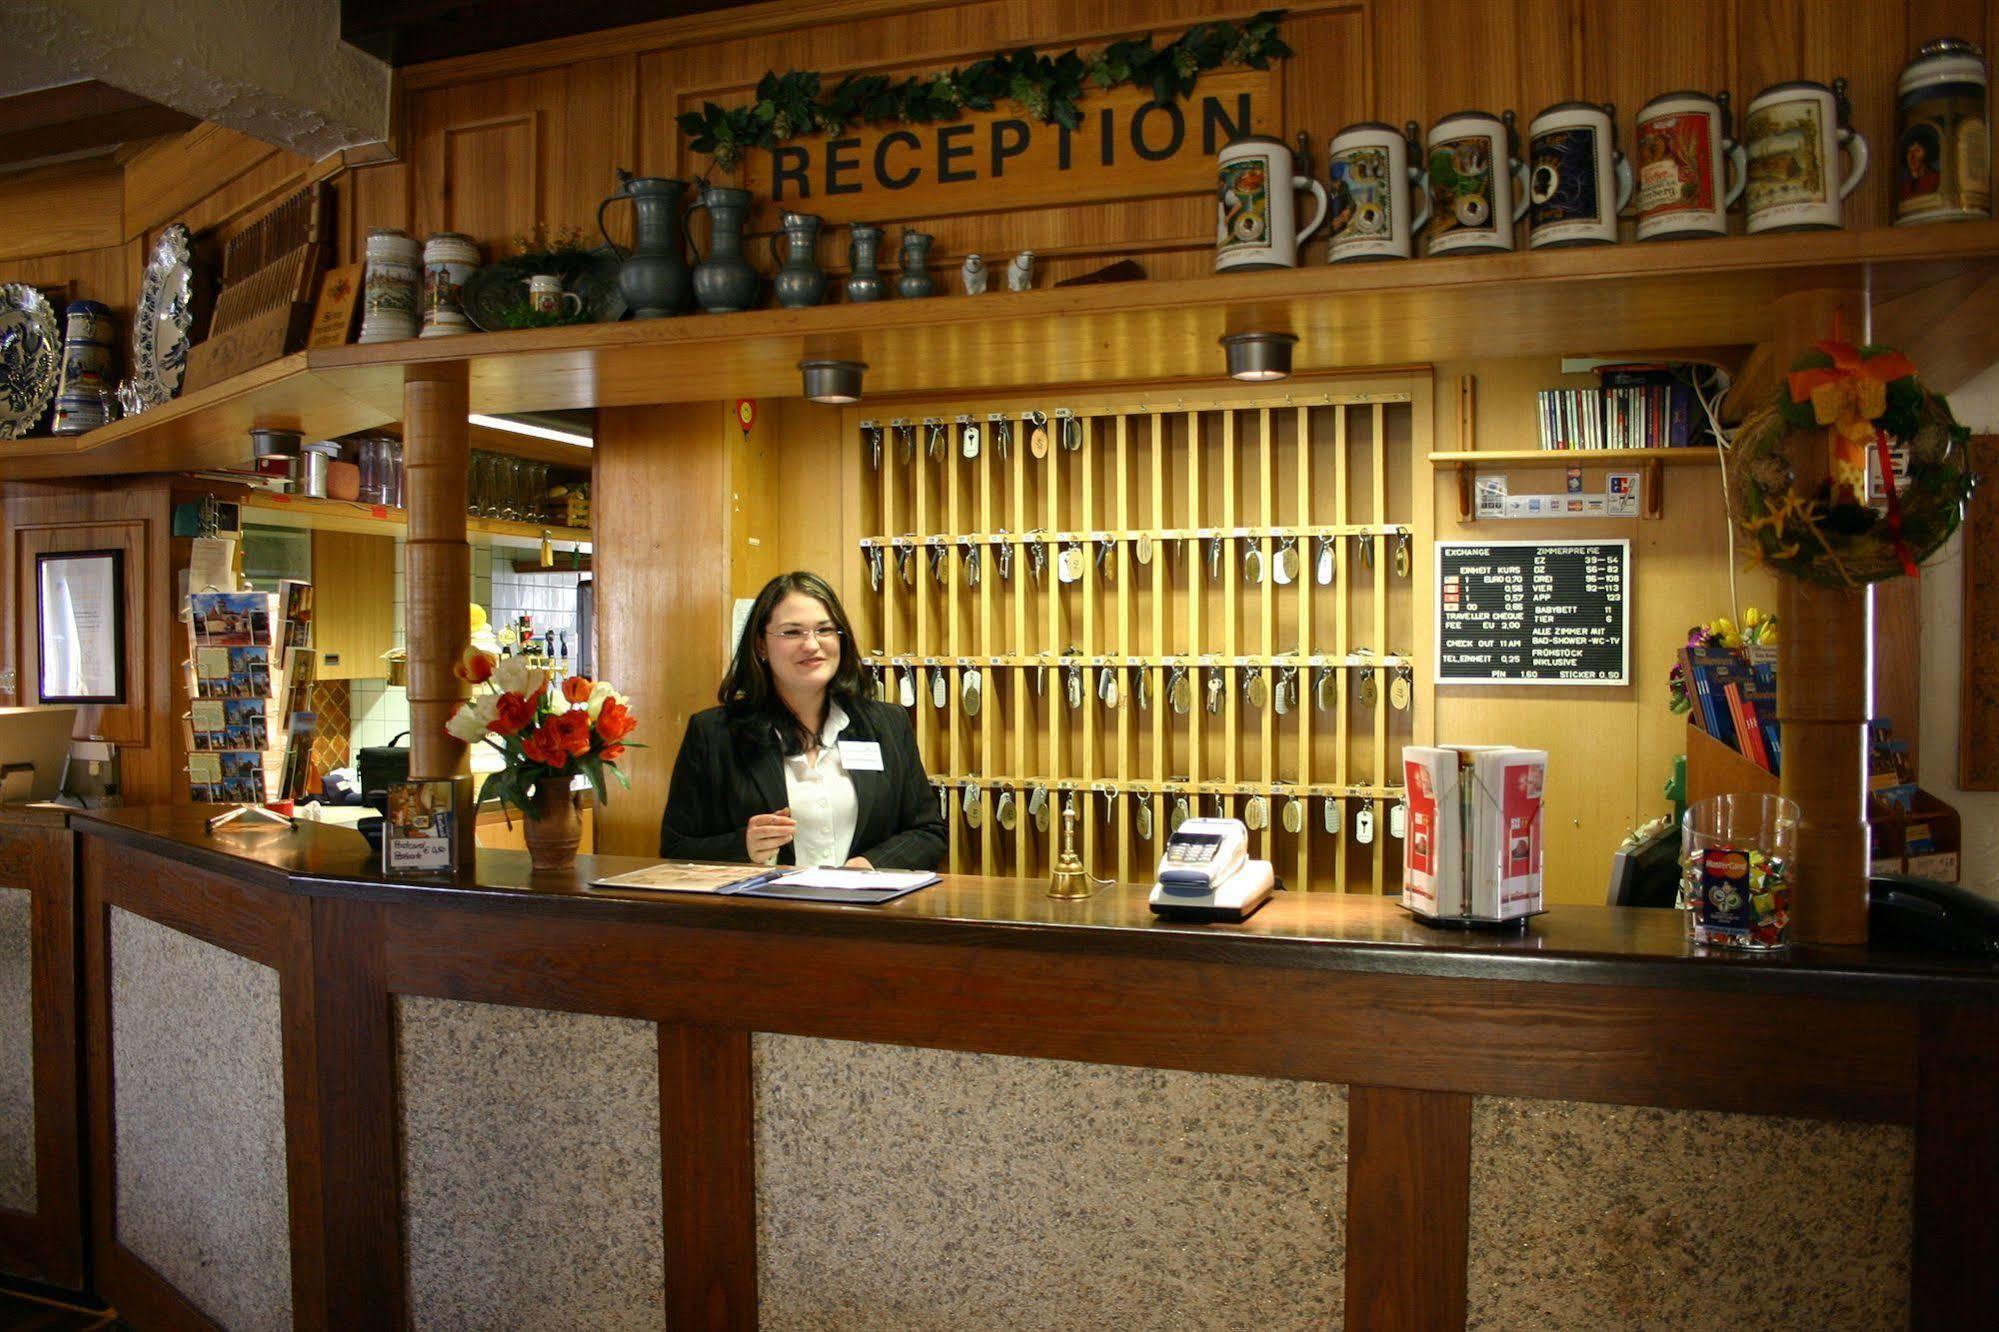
[130,222,195,412]
[0,283,60,439]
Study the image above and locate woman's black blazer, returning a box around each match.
[657,697,948,870]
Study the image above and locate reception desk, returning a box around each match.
[5,805,1994,1329]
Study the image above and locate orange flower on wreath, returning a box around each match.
[488,691,537,737]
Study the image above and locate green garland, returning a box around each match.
[678,11,1291,170]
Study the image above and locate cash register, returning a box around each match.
[1147,817,1276,922]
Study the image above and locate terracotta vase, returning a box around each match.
[522,782,581,871]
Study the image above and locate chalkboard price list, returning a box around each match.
[1435,541,1629,685]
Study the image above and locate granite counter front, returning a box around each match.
[45,807,1999,1329]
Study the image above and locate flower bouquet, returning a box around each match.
[445,649,640,869]
[1667,607,1777,714]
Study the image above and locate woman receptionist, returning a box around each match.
[660,571,947,870]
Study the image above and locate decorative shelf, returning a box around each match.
[182,482,592,544]
[1428,448,1724,466]
[10,220,1999,481]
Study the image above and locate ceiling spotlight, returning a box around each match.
[799,359,867,404]
[1221,331,1298,382]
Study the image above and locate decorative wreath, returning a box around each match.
[1728,338,1976,586]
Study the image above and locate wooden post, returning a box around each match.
[1769,288,1871,944]
[402,364,471,848]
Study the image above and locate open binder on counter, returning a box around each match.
[590,862,938,905]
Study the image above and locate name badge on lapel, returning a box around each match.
[838,740,885,771]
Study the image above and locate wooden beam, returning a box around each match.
[0,81,197,169]
[1344,1087,1471,1330]
[402,362,471,796]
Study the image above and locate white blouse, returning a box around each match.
[775,701,859,867]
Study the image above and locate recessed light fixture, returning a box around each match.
[468,413,595,447]
[1221,331,1298,382]
[799,359,867,404]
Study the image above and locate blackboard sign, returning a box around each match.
[1435,540,1629,685]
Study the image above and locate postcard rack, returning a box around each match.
[849,376,1430,892]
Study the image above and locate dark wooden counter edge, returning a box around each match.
[70,808,1999,1005]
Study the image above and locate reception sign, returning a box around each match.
[736,69,1279,226]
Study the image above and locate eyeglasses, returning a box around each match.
[766,626,844,644]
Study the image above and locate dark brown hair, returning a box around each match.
[720,571,867,754]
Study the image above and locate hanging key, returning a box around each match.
[1244,794,1269,831]
[1059,413,1083,451]
[961,418,981,459]
[963,784,983,829]
[1356,803,1376,843]
[1168,665,1191,714]
[1390,664,1412,711]
[1389,801,1407,839]
[1244,668,1268,710]
[1028,536,1047,585]
[1243,538,1264,584]
[964,539,981,589]
[1058,541,1083,584]
[1135,667,1150,711]
[1098,784,1117,825]
[962,667,983,717]
[1275,666,1297,716]
[1135,534,1153,565]
[1135,798,1154,841]
[922,420,943,461]
[1317,534,1335,585]
[997,786,1018,831]
[929,544,948,586]
[895,543,915,586]
[993,415,1012,462]
[1169,795,1190,835]
[1028,410,1050,459]
[931,666,949,710]
[937,784,950,822]
[1208,534,1224,583]
[1315,666,1335,712]
[1065,662,1084,710]
[1206,669,1224,715]
[1034,654,1048,698]
[995,529,1013,582]
[1029,784,1050,831]
[1358,667,1379,708]
[1394,531,1411,577]
[1359,533,1375,570]
[1099,666,1119,710]
[863,423,883,471]
[866,545,884,591]
[1283,796,1306,834]
[899,667,917,708]
[1273,535,1299,585]
[1325,796,1342,836]
[1098,536,1116,584]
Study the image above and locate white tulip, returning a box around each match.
[445,701,489,742]
[493,656,548,699]
[585,679,628,722]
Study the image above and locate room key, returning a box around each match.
[962,420,981,458]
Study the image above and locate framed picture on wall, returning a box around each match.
[36,549,127,704]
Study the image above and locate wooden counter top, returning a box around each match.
[72,804,1996,1003]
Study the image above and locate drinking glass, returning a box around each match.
[1679,794,1799,950]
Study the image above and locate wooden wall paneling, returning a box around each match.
[1959,435,1999,787]
[408,70,568,256]
[0,239,142,329]
[337,160,415,268]
[4,480,180,804]
[0,820,84,1290]
[1344,1085,1472,1332]
[311,530,397,680]
[123,125,311,244]
[0,159,123,262]
[594,402,734,856]
[658,1024,758,1328]
[557,56,641,251]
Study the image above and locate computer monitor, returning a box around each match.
[0,706,77,803]
[1607,821,1683,908]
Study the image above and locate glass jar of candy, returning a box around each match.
[1679,794,1799,949]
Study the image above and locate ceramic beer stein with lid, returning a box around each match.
[1743,77,1870,233]
[1634,90,1747,240]
[1216,134,1329,271]
[1526,101,1634,248]
[1895,39,1990,225]
[1424,110,1530,256]
[1325,121,1431,262]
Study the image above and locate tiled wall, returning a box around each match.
[346,543,582,776]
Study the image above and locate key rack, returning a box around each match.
[848,376,1433,891]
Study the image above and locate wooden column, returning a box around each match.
[402,364,471,792]
[1769,288,1872,944]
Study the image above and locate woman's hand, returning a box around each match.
[843,855,873,870]
[746,809,796,864]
